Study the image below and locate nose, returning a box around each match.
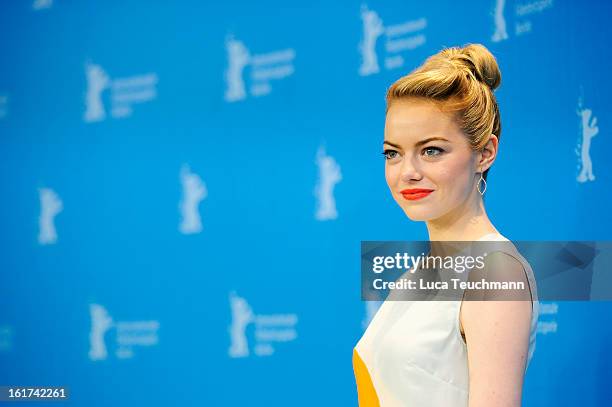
[400,155,423,182]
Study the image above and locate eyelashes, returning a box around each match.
[382,149,399,160]
[382,146,445,160]
[422,146,444,157]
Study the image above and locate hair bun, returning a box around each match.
[459,43,501,91]
[386,43,503,161]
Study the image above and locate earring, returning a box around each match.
[477,172,487,195]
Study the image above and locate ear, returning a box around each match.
[477,134,498,172]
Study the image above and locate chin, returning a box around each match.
[400,207,437,222]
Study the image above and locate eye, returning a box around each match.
[382,149,400,160]
[422,146,444,157]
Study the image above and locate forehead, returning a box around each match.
[385,98,464,143]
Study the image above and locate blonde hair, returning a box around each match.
[386,43,501,181]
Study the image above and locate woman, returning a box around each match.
[353,43,539,406]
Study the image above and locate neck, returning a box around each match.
[426,186,499,242]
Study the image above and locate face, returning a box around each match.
[384,98,480,222]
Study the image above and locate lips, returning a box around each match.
[400,188,434,201]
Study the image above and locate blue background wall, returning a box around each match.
[0,0,610,405]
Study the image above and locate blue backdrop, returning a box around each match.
[0,0,611,405]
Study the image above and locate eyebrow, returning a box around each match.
[383,137,450,149]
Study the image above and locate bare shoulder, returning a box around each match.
[459,255,533,406]
[459,249,533,341]
[460,299,532,405]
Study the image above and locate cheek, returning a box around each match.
[433,166,455,183]
[385,164,400,189]
[436,156,473,194]
[385,165,403,203]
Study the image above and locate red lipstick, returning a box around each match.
[400,188,434,201]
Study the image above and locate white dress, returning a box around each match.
[353,233,539,406]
